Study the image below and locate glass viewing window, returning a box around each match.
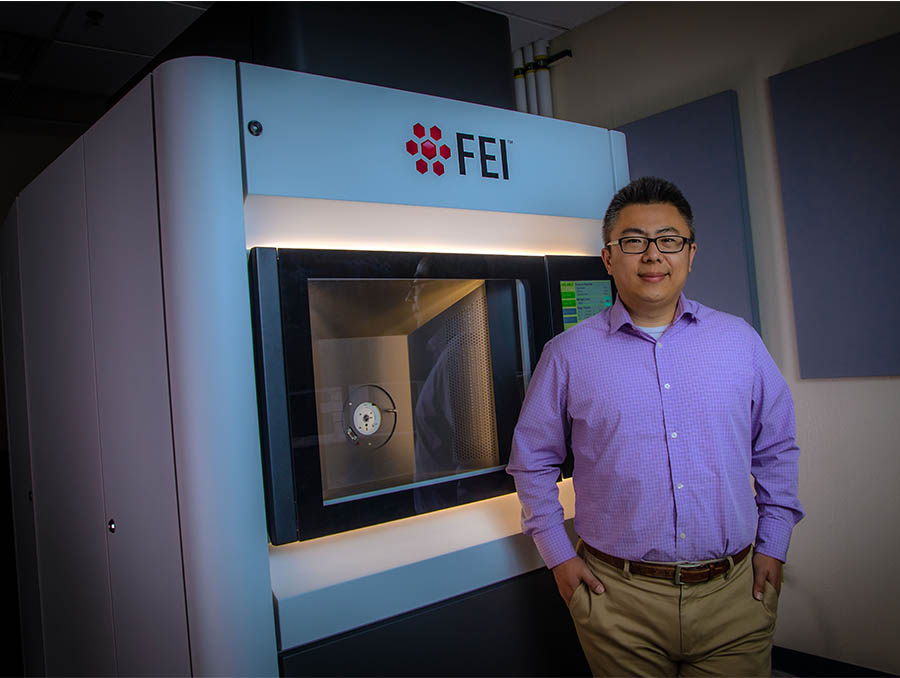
[307,278,531,506]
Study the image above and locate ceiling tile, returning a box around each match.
[477,1,624,30]
[1,30,34,79]
[57,1,206,56]
[28,41,149,96]
[0,2,68,39]
[508,19,565,52]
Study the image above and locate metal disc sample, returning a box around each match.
[352,402,381,435]
[343,384,397,449]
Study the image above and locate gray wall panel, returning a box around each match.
[770,32,900,378]
[618,90,759,330]
[18,142,117,676]
[83,77,191,675]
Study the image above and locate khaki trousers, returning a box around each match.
[568,542,779,677]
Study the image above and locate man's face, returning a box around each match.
[600,202,697,323]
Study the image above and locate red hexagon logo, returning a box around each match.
[406,123,451,176]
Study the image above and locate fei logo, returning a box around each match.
[405,123,452,176]
[405,122,511,180]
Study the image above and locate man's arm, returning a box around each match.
[749,332,804,595]
[507,344,605,603]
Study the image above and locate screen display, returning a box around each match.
[560,280,613,329]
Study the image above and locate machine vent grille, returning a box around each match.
[444,287,499,465]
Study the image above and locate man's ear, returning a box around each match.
[601,246,613,275]
[687,241,697,273]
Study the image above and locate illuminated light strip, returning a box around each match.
[246,239,590,257]
[243,196,605,257]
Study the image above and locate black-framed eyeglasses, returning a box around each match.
[607,235,694,254]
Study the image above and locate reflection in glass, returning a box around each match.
[308,278,529,506]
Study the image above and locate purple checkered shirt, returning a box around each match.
[507,295,804,569]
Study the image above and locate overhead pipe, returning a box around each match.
[522,43,538,114]
[512,42,568,117]
[512,48,527,113]
[533,39,553,117]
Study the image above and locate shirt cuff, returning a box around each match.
[532,523,578,569]
[755,515,795,562]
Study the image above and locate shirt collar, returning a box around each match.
[608,293,700,334]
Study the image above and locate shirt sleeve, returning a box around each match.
[506,342,577,569]
[750,332,805,561]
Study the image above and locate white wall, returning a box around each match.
[550,4,900,673]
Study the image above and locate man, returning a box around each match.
[507,176,804,676]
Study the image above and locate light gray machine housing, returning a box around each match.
[2,59,277,676]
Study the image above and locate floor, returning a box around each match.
[771,646,894,677]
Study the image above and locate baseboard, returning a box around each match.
[773,646,894,677]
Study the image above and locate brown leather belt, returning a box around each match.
[583,543,752,585]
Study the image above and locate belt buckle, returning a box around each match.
[673,561,703,585]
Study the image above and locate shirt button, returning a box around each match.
[680,532,687,539]
[670,432,678,439]
[677,483,684,489]
[664,383,671,389]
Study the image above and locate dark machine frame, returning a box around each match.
[249,248,558,544]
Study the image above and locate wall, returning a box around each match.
[549,3,900,673]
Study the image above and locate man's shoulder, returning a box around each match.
[535,309,612,370]
[547,308,613,350]
[687,300,767,362]
[690,299,758,338]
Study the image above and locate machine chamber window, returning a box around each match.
[306,278,530,507]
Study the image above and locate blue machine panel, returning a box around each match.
[238,63,628,219]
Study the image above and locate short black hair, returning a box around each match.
[602,176,695,245]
